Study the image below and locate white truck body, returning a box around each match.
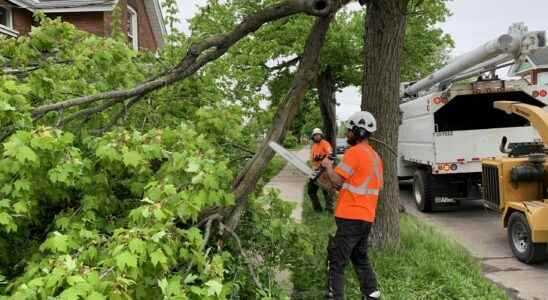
[397,23,548,208]
[398,80,547,178]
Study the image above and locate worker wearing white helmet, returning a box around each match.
[321,111,383,300]
[309,128,334,212]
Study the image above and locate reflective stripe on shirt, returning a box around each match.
[338,162,354,175]
[340,146,382,197]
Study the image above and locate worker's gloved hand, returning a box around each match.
[310,167,324,180]
[321,157,334,169]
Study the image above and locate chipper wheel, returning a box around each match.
[508,212,547,264]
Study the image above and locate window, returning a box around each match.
[0,6,12,28]
[537,72,548,87]
[127,6,138,50]
[0,6,17,37]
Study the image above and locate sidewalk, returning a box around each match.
[264,147,310,222]
[265,146,310,296]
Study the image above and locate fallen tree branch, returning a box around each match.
[58,99,121,128]
[220,223,264,291]
[91,95,145,135]
[30,0,335,118]
[183,213,223,276]
[226,1,350,231]
[2,60,73,77]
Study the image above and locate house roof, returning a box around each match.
[7,0,166,48]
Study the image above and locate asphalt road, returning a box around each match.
[400,183,548,300]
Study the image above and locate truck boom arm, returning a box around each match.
[494,101,548,144]
[404,23,545,97]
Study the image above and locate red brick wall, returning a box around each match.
[48,12,105,36]
[12,8,32,35]
[1,0,159,51]
[128,0,158,51]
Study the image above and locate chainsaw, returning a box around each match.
[268,141,337,190]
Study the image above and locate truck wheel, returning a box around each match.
[413,170,433,212]
[508,212,547,264]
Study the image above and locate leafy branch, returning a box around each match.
[30,0,335,118]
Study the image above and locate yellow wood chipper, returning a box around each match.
[482,101,548,264]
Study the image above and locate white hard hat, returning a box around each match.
[311,128,324,136]
[345,111,377,133]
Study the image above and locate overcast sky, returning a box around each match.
[175,0,548,121]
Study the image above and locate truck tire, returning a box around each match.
[508,212,546,264]
[413,170,433,212]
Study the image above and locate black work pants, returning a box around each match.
[326,218,377,300]
[307,179,333,212]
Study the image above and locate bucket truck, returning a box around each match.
[398,23,548,212]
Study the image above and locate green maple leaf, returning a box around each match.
[122,151,143,168]
[0,212,13,226]
[59,286,87,300]
[12,201,28,214]
[88,292,106,300]
[67,275,84,286]
[115,251,138,270]
[128,239,146,256]
[40,232,69,253]
[150,249,167,267]
[95,144,120,161]
[186,162,200,173]
[158,278,168,296]
[185,228,203,246]
[0,199,10,208]
[205,279,223,296]
[151,231,166,243]
[0,100,15,111]
[5,140,37,164]
[17,146,38,164]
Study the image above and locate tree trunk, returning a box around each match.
[317,66,337,150]
[361,0,409,247]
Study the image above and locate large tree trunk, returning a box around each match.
[361,0,409,247]
[317,66,337,150]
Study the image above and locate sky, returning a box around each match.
[175,0,548,121]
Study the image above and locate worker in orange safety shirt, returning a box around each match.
[320,111,383,300]
[309,128,334,213]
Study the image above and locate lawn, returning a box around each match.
[290,190,509,300]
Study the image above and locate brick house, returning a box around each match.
[0,0,166,51]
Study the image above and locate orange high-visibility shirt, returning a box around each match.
[334,143,383,222]
[311,139,333,169]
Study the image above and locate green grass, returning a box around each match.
[290,190,509,300]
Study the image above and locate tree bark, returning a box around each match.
[226,3,349,231]
[361,0,409,247]
[317,66,337,150]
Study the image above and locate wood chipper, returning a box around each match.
[482,101,548,264]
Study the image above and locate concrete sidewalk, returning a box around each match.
[265,146,310,296]
[264,147,310,222]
